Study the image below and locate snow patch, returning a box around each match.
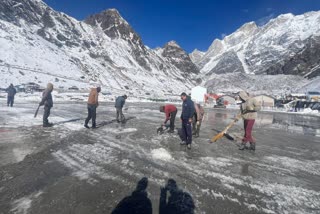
[11,191,42,214]
[151,148,173,161]
[103,128,138,134]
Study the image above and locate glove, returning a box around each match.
[196,121,200,126]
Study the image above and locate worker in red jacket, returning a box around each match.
[160,104,178,133]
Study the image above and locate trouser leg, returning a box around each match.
[185,121,192,145]
[242,119,255,143]
[181,121,187,142]
[43,106,51,125]
[11,96,14,107]
[119,108,125,122]
[192,113,198,134]
[91,106,97,127]
[7,96,10,106]
[116,108,120,121]
[182,120,192,145]
[196,122,201,136]
[85,106,92,125]
[169,110,177,131]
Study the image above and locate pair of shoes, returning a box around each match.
[250,142,256,151]
[239,142,246,150]
[187,144,191,149]
[180,141,186,145]
[84,124,90,129]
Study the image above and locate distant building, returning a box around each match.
[253,94,275,107]
[287,93,307,100]
[191,86,207,103]
[306,91,320,101]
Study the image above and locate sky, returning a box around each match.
[43,0,320,53]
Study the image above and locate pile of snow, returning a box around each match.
[151,148,173,161]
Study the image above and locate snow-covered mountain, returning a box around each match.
[193,12,320,94]
[195,12,320,77]
[1,0,319,96]
[160,41,199,77]
[189,49,205,68]
[0,0,197,97]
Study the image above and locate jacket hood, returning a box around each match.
[239,91,249,101]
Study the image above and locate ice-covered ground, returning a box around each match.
[0,101,319,214]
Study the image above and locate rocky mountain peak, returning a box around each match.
[237,21,258,33]
[223,22,258,47]
[84,8,140,43]
[189,49,205,65]
[162,41,199,76]
[165,40,181,48]
[0,0,47,26]
[85,8,152,70]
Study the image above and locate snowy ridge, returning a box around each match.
[0,0,196,97]
[195,11,320,93]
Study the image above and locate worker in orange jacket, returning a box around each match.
[84,87,101,128]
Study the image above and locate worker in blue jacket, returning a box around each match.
[180,92,195,149]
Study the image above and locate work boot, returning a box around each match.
[84,124,90,129]
[250,142,256,151]
[187,144,191,149]
[239,142,246,150]
[43,123,53,128]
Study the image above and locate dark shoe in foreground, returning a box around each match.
[84,124,90,129]
[250,142,256,151]
[168,129,174,133]
[239,142,246,150]
[187,144,191,149]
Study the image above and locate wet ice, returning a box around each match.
[0,102,320,214]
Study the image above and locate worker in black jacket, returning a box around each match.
[180,92,195,149]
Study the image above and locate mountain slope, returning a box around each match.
[0,0,196,97]
[193,11,320,94]
[189,49,205,67]
[195,12,320,78]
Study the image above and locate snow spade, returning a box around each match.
[157,124,170,135]
[34,104,40,118]
[210,114,242,143]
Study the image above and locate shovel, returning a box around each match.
[210,114,242,143]
[34,105,40,118]
[157,124,170,135]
